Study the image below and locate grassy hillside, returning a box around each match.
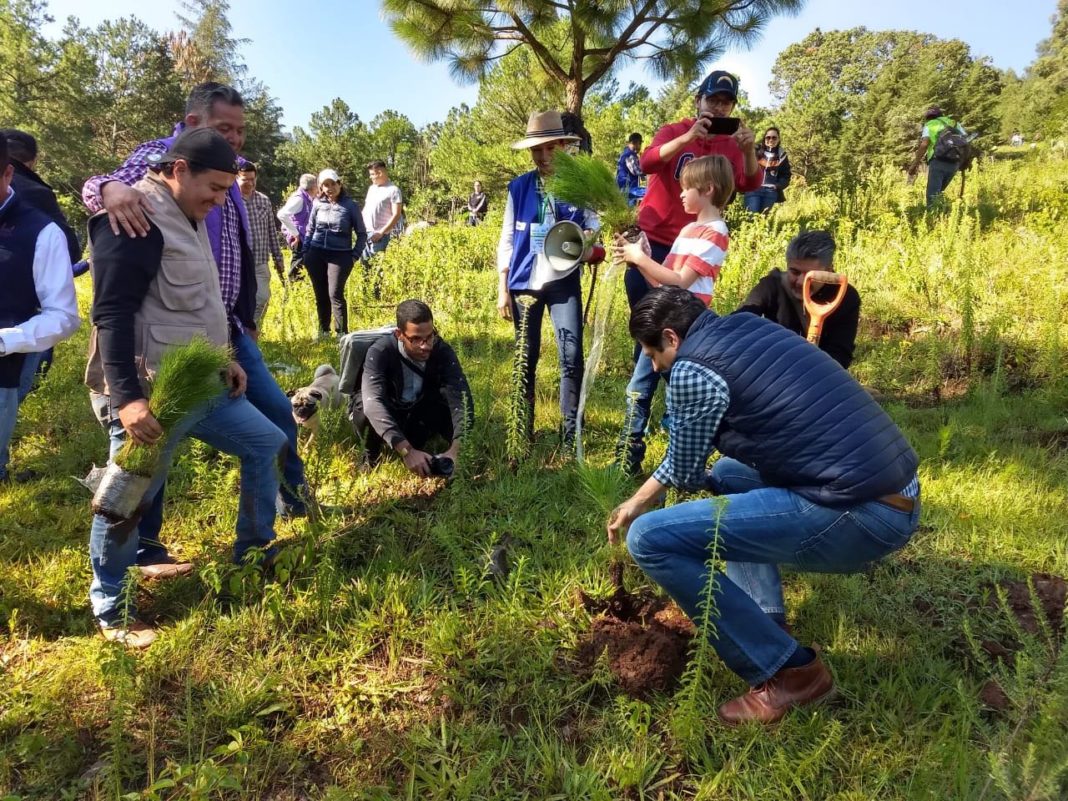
[1,152,1066,800]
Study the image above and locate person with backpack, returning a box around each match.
[907,106,968,207]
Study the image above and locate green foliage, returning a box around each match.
[114,339,229,476]
[546,150,634,234]
[382,0,804,117]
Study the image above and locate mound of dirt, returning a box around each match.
[998,573,1066,636]
[574,578,697,698]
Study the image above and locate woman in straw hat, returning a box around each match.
[496,110,600,450]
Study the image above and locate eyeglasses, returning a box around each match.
[401,330,437,348]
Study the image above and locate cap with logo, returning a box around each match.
[697,70,739,101]
[148,127,239,174]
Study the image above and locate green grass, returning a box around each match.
[1,152,1067,799]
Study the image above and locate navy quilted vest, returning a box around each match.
[677,310,918,507]
[0,192,49,387]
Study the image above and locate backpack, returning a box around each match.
[932,119,970,164]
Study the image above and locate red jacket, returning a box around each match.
[638,120,763,246]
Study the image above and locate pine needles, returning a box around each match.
[546,150,636,235]
[114,338,231,476]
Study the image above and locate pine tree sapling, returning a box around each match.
[116,338,231,476]
[546,150,638,241]
[91,339,230,523]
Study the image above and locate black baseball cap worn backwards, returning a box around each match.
[149,127,239,174]
[698,70,739,100]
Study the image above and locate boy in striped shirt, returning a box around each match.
[613,155,734,475]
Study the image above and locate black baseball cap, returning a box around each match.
[697,70,739,100]
[148,127,239,174]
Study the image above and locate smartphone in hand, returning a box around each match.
[704,116,741,136]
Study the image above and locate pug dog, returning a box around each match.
[288,364,342,439]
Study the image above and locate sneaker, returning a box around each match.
[99,618,158,649]
[717,650,836,726]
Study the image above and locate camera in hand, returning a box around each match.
[701,116,741,136]
[429,454,454,478]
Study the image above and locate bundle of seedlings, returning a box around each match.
[90,338,231,523]
[546,150,643,244]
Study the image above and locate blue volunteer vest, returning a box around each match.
[677,311,918,507]
[506,169,587,292]
[0,192,50,387]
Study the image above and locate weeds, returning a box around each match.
[2,149,1068,799]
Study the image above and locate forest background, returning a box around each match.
[2,0,1067,232]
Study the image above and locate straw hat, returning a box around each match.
[511,110,581,150]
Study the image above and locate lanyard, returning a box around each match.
[537,178,557,225]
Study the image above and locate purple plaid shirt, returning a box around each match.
[83,124,248,329]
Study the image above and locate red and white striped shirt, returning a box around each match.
[660,219,728,305]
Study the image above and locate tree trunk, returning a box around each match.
[565,79,585,117]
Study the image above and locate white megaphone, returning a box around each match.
[531,220,585,290]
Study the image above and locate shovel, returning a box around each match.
[802,271,849,345]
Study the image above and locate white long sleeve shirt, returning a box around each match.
[0,189,81,355]
[276,191,308,242]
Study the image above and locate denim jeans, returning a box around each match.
[744,187,779,213]
[626,457,920,685]
[0,387,17,480]
[625,239,671,362]
[89,391,286,625]
[617,351,668,465]
[926,158,958,206]
[511,271,584,440]
[17,349,51,403]
[232,331,306,513]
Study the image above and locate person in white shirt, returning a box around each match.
[277,172,317,281]
[362,160,404,258]
[0,135,80,482]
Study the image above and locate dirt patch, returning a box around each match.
[994,573,1066,637]
[979,679,1011,711]
[573,563,696,697]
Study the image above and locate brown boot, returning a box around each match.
[717,651,835,726]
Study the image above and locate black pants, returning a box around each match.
[349,392,454,462]
[305,247,354,334]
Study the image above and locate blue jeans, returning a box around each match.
[626,457,920,685]
[617,352,668,464]
[511,271,584,439]
[926,158,958,206]
[17,349,51,403]
[744,187,779,213]
[0,387,17,480]
[89,391,286,626]
[363,233,391,258]
[232,331,306,513]
[625,239,671,362]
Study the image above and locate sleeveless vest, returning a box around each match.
[506,169,588,291]
[677,311,918,507]
[85,172,229,398]
[0,192,50,387]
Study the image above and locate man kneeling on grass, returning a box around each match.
[607,287,920,725]
[86,129,287,649]
[350,299,473,477]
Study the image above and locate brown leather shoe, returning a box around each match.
[717,651,836,726]
[99,619,158,649]
[138,560,194,580]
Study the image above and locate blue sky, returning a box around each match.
[42,0,1058,132]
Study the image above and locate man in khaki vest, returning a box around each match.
[86,129,287,648]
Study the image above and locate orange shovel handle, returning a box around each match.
[803,271,848,344]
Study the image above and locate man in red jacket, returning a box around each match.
[629,71,762,314]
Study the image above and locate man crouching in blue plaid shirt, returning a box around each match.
[607,287,921,726]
